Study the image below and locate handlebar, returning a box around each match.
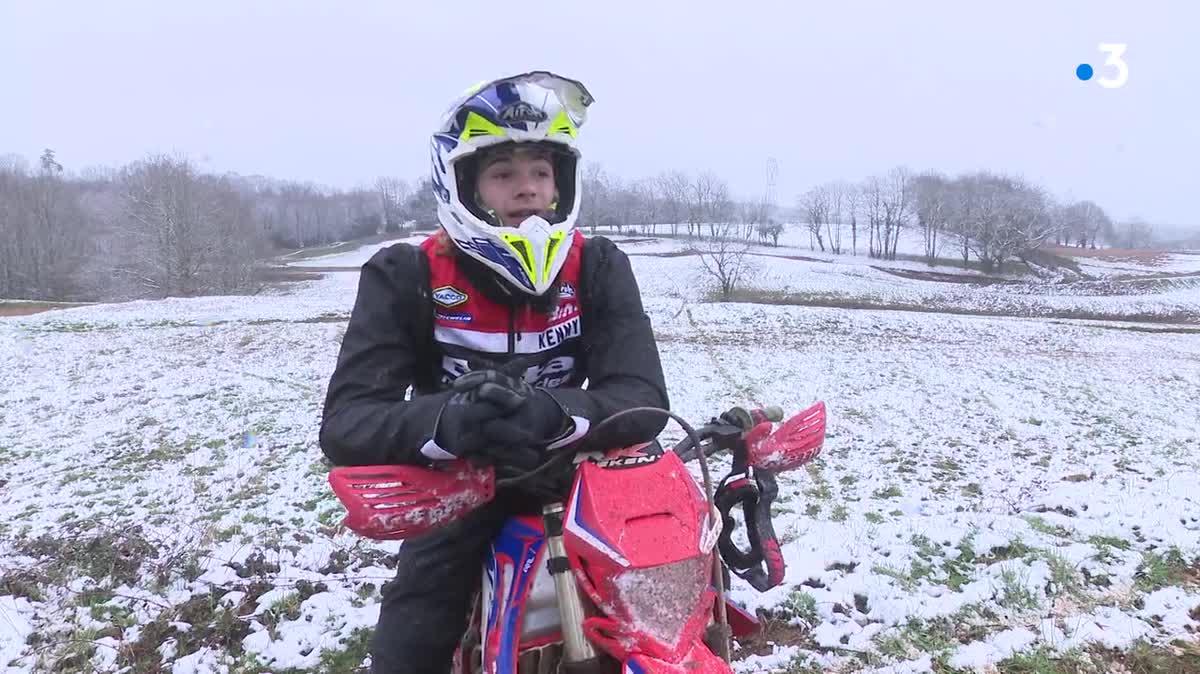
[671,405,783,463]
[496,404,784,487]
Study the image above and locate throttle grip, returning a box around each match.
[721,405,784,430]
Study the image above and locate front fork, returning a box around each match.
[541,502,607,672]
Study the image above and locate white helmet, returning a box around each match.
[430,71,595,296]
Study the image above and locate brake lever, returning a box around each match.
[674,422,743,463]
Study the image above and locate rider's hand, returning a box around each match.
[421,370,523,462]
[420,366,577,464]
[421,390,509,461]
[478,387,573,450]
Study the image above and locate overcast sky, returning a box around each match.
[2,0,1196,230]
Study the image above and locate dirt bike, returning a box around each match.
[329,400,827,673]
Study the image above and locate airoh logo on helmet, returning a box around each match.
[497,101,547,124]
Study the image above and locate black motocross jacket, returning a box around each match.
[319,232,669,467]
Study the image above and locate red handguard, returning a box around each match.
[746,401,826,473]
[328,461,495,540]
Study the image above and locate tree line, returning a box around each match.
[0,151,439,302]
[0,149,1181,302]
[581,164,1164,274]
[794,167,1152,272]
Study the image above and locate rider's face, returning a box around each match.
[475,146,556,226]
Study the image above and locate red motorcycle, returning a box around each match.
[329,401,827,673]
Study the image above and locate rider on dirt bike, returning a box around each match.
[319,71,670,674]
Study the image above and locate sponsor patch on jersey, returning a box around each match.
[435,311,472,323]
[558,282,576,299]
[432,285,468,308]
[537,315,581,351]
[549,302,578,322]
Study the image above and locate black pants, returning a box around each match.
[370,491,542,674]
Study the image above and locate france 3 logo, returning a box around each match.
[1076,44,1128,89]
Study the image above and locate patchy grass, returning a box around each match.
[1134,548,1199,592]
[1024,515,1074,539]
[995,646,1091,673]
[873,604,999,670]
[997,565,1040,611]
[114,587,260,672]
[309,626,372,673]
[763,587,820,628]
[1043,550,1086,599]
[872,485,904,499]
[13,526,158,591]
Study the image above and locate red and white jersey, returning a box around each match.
[419,230,587,389]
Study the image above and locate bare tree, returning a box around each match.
[799,185,830,252]
[579,162,618,232]
[630,178,659,233]
[610,179,638,233]
[400,177,439,230]
[945,174,983,264]
[29,149,91,297]
[1061,200,1112,249]
[693,221,756,300]
[878,167,913,260]
[685,172,732,238]
[0,153,30,174]
[113,154,262,297]
[860,176,886,258]
[656,170,689,236]
[375,176,410,232]
[756,220,784,246]
[741,200,770,241]
[0,150,92,300]
[1115,217,1155,249]
[956,172,1052,272]
[912,171,951,263]
[826,181,852,254]
[845,183,862,255]
[0,164,30,297]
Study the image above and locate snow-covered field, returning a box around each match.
[613,231,1200,325]
[2,232,1198,673]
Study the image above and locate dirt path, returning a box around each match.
[872,266,1017,286]
[0,302,88,318]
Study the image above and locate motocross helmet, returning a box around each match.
[429,71,595,296]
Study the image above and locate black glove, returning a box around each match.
[479,388,573,449]
[421,370,523,462]
[421,368,574,467]
[421,393,506,461]
[444,366,576,451]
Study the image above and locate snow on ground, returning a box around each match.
[623,223,936,260]
[1,233,1198,673]
[1069,252,1200,279]
[609,228,1005,277]
[617,224,1200,282]
[625,239,1200,324]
